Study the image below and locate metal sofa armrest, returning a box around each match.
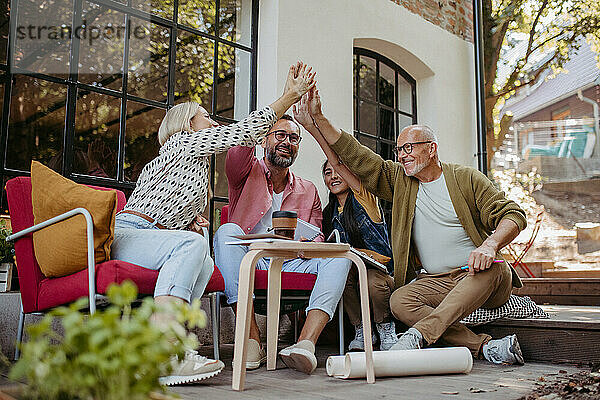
[6,208,98,313]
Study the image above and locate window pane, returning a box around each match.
[217,44,250,119]
[214,151,228,198]
[357,134,377,152]
[398,76,413,113]
[6,76,66,172]
[178,0,215,34]
[133,0,174,20]
[212,200,228,236]
[128,18,169,102]
[378,62,394,108]
[358,56,375,101]
[73,91,120,178]
[380,141,395,161]
[359,101,376,135]
[379,108,394,141]
[399,113,413,132]
[1,2,8,65]
[219,0,251,47]
[175,31,213,111]
[124,101,161,182]
[13,0,72,77]
[78,2,125,91]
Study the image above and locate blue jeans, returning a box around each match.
[111,213,214,302]
[214,223,352,320]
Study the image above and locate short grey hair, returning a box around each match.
[400,125,438,144]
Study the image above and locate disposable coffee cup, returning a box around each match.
[272,210,297,239]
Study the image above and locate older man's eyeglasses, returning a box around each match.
[267,130,302,145]
[392,141,432,157]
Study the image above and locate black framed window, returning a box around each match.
[0,0,258,238]
[353,48,417,224]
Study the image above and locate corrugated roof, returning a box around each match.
[502,40,600,121]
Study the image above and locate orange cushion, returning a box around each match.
[31,161,118,277]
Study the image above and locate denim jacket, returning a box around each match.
[331,194,394,275]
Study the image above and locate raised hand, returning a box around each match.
[292,93,315,130]
[283,61,317,102]
[307,86,323,118]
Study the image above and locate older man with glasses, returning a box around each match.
[294,87,527,366]
[214,113,351,375]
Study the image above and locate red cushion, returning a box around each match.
[254,270,316,291]
[37,261,225,312]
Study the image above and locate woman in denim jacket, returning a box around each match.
[321,159,398,351]
[294,88,398,351]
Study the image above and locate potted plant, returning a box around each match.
[0,219,15,292]
[7,281,206,399]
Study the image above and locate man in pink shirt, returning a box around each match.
[214,115,352,374]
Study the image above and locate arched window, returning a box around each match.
[354,48,417,159]
[353,48,417,224]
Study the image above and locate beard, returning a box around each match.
[265,144,297,168]
[402,159,428,176]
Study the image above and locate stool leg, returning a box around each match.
[266,257,284,370]
[14,303,25,361]
[338,297,345,355]
[210,292,220,360]
[232,249,263,391]
[346,253,375,384]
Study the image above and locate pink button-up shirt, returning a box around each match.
[225,145,324,241]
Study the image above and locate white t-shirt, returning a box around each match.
[251,191,284,234]
[412,172,477,274]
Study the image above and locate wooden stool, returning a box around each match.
[231,241,375,391]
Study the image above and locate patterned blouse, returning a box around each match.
[124,106,277,230]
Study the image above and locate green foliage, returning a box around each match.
[10,281,206,400]
[0,220,15,264]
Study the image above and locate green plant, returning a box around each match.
[0,220,15,264]
[10,281,206,400]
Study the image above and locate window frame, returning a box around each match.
[353,48,417,227]
[0,0,259,231]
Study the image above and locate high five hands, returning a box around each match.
[283,61,317,102]
[292,87,323,134]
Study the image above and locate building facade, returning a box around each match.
[0,0,479,233]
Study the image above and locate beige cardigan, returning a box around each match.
[331,131,527,289]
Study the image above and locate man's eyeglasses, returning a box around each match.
[267,130,302,145]
[392,141,432,157]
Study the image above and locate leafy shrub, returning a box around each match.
[10,281,206,400]
[0,220,15,263]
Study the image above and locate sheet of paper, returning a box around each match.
[295,218,322,241]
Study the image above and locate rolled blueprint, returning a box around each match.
[326,347,472,379]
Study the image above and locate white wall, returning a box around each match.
[257,0,477,203]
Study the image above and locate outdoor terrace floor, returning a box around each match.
[169,344,583,400]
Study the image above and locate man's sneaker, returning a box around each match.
[348,322,378,351]
[244,338,267,370]
[159,351,224,386]
[376,321,398,351]
[389,327,423,351]
[279,339,317,374]
[482,334,525,365]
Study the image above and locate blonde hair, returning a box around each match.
[157,102,201,146]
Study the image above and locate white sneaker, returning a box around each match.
[348,322,378,351]
[389,327,423,351]
[244,338,267,370]
[159,351,224,386]
[279,340,317,374]
[376,321,398,351]
[482,334,525,365]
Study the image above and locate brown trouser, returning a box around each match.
[389,262,512,357]
[344,266,395,326]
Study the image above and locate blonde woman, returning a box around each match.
[110,62,316,386]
